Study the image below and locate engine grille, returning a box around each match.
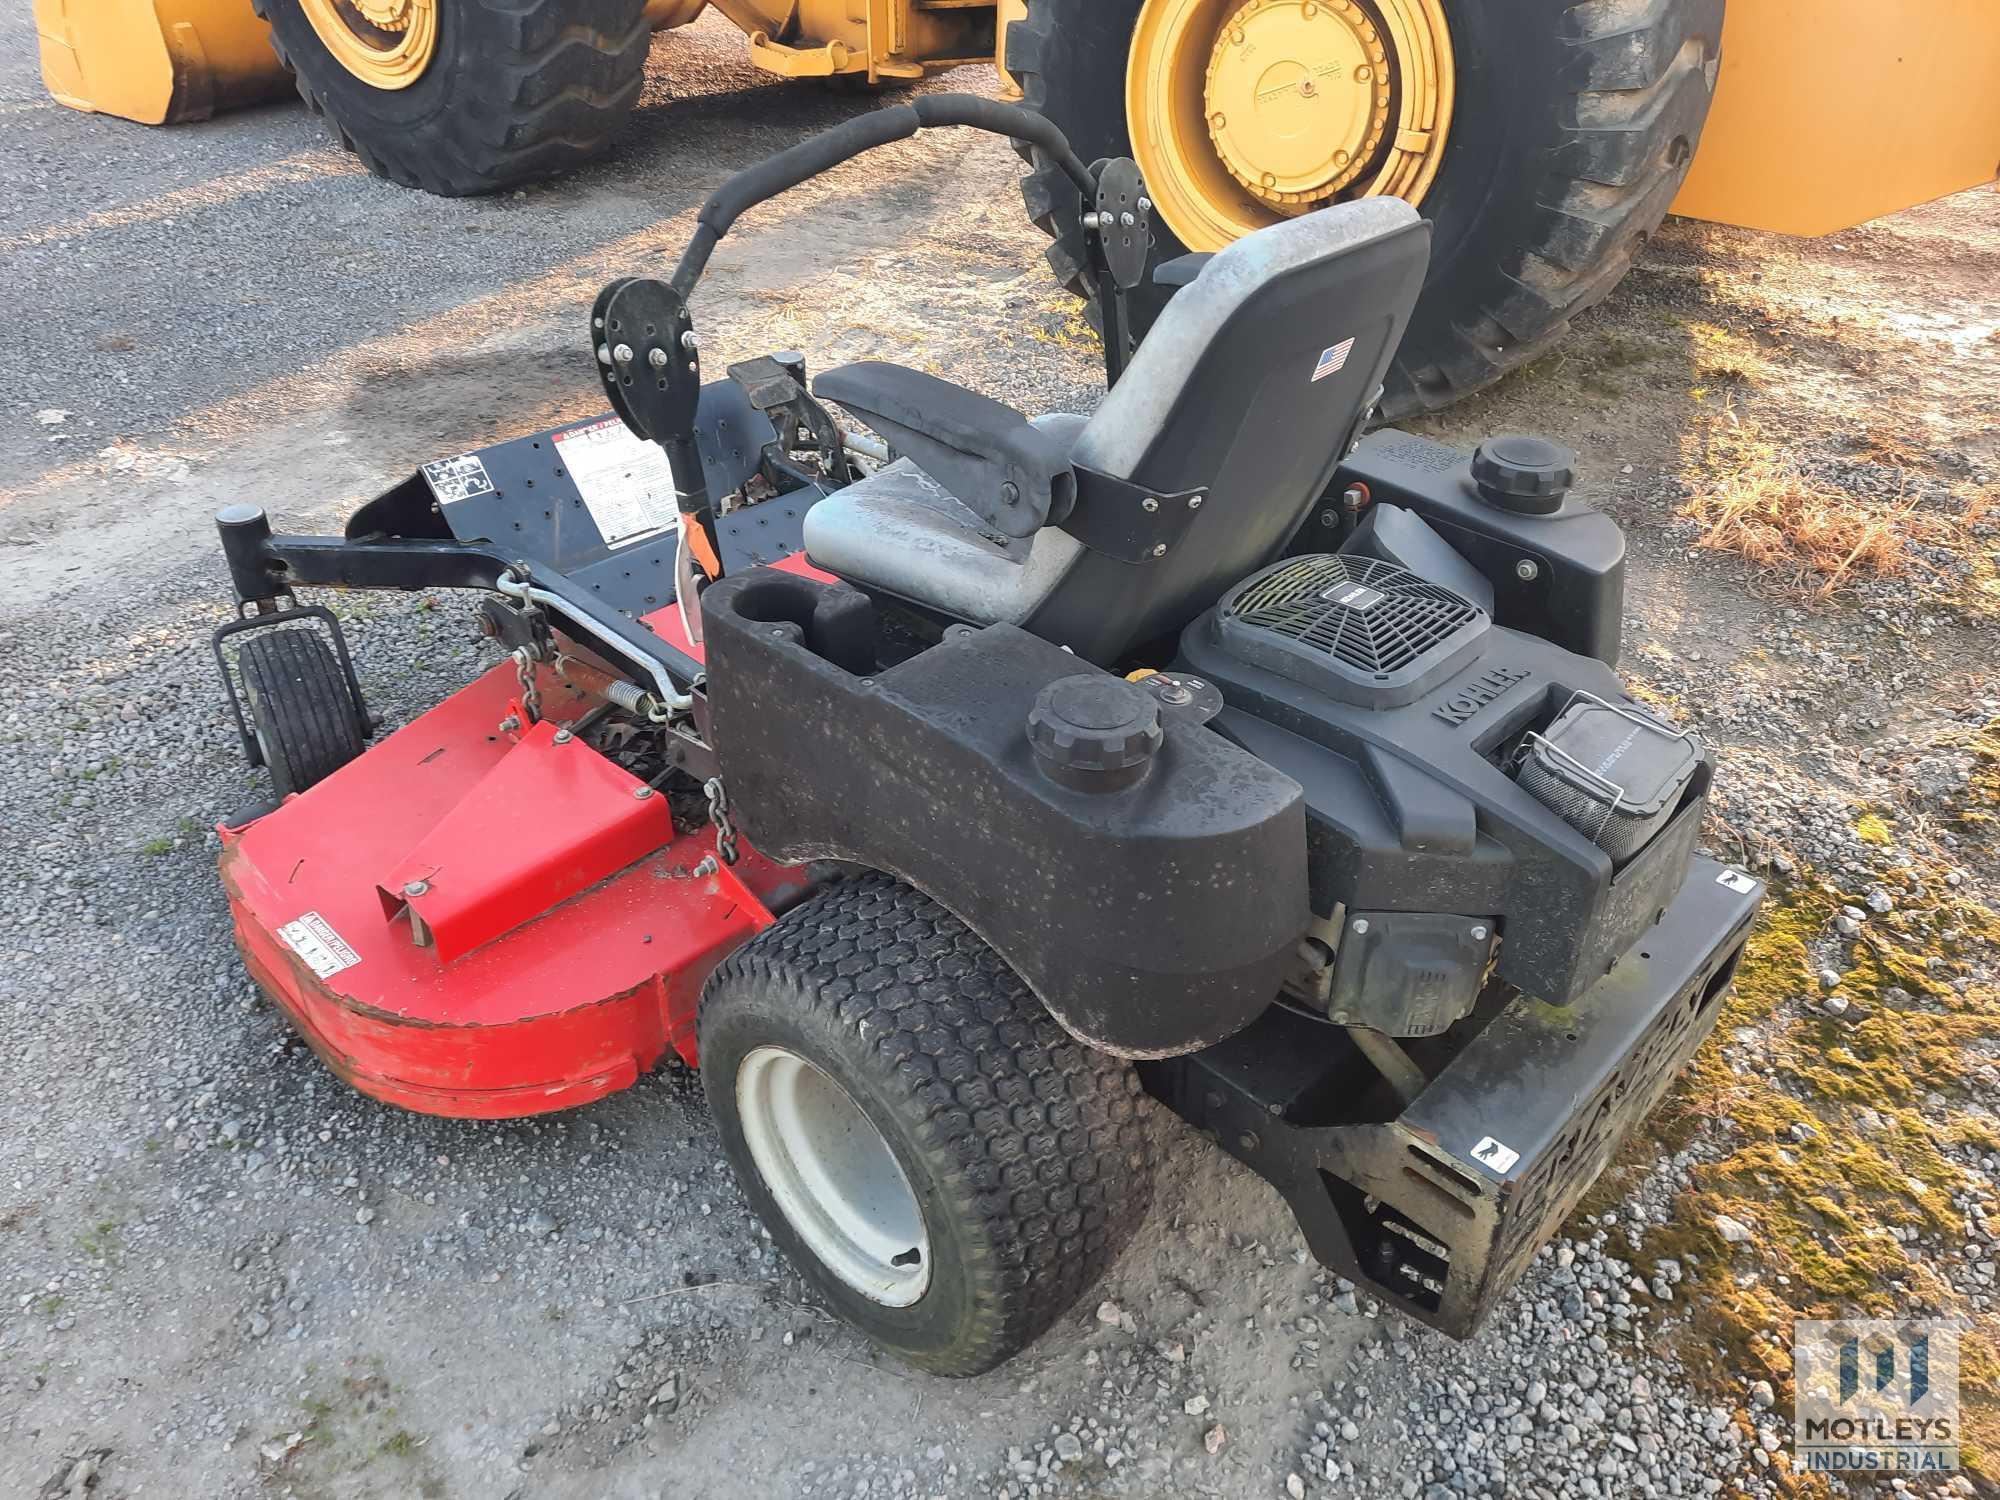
[1215,555,1487,708]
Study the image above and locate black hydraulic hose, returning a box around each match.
[668,94,1096,298]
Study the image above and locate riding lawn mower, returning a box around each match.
[207,96,1765,1375]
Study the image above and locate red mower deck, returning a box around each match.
[219,605,804,1119]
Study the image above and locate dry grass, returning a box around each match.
[1680,423,1995,600]
[1684,317,1775,393]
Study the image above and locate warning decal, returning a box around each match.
[1469,1136,1521,1175]
[421,453,496,504]
[278,911,361,981]
[554,417,681,548]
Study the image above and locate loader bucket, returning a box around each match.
[1672,0,2000,236]
[35,0,290,126]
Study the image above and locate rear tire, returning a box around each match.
[257,0,651,196]
[699,875,1154,1376]
[239,630,366,799]
[1008,0,1724,417]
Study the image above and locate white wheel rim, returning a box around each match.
[736,1046,932,1307]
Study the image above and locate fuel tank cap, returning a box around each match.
[1027,675,1162,792]
[1471,435,1576,515]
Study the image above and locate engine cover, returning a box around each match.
[1213,555,1488,709]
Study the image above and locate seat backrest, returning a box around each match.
[1022,199,1430,664]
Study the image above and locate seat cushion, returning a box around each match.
[803,415,1087,625]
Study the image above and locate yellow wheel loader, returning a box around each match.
[35,0,2000,413]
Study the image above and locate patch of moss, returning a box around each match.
[279,1368,441,1486]
[1853,811,1894,846]
[1028,292,1100,356]
[1686,319,1772,389]
[1574,879,2000,1483]
[1592,331,1660,370]
[76,1220,120,1260]
[380,1429,419,1458]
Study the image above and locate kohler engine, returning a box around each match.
[1175,430,1711,1057]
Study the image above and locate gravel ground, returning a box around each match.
[3,13,1997,1499]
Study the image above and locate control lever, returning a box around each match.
[727,353,847,479]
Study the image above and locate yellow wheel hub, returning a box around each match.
[299,0,438,89]
[1203,0,1391,207]
[1129,0,1456,252]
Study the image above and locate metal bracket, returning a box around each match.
[726,353,846,477]
[1137,670,1224,725]
[475,595,552,656]
[1082,157,1154,386]
[1061,464,1207,564]
[590,276,720,575]
[592,277,701,446]
[1091,157,1152,291]
[211,602,372,771]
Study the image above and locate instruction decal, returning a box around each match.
[278,911,361,981]
[1468,1136,1521,1175]
[1312,337,1356,382]
[554,417,681,548]
[421,452,496,504]
[1715,867,1758,894]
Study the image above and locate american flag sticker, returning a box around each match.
[1313,337,1356,382]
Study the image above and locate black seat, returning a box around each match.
[805,197,1432,664]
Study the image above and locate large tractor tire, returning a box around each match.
[256,0,651,195]
[1009,0,1724,417]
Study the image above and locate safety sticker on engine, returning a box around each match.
[554,417,681,548]
[420,452,496,504]
[1469,1136,1521,1175]
[278,911,361,981]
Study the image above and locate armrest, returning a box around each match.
[814,361,1074,539]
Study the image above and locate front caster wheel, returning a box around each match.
[699,875,1155,1376]
[238,629,367,799]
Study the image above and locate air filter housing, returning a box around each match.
[1213,555,1488,709]
[1514,695,1702,862]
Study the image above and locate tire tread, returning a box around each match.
[239,629,365,798]
[1386,0,1722,413]
[701,874,1154,1376]
[252,0,649,196]
[1006,0,1723,418]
